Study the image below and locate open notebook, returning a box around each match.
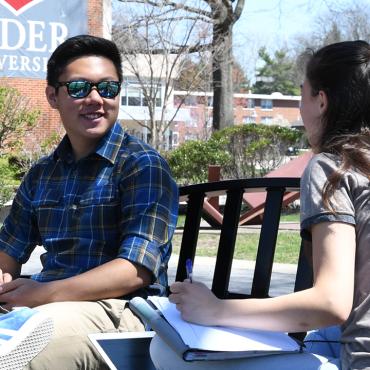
[129,296,302,361]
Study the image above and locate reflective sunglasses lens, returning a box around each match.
[68,81,91,98]
[97,81,120,98]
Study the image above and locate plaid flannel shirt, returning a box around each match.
[0,122,178,287]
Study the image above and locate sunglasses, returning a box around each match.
[55,80,121,99]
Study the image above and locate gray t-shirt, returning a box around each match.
[300,153,370,370]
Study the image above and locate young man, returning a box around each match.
[0,35,178,369]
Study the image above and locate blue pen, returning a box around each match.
[186,259,193,283]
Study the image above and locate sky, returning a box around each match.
[233,0,355,77]
[112,0,361,80]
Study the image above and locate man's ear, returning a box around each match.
[318,90,328,115]
[45,86,58,109]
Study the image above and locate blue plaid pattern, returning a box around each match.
[0,123,178,287]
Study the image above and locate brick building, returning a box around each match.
[0,0,111,151]
[171,91,302,147]
[1,0,302,152]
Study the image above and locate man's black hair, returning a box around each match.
[47,34,123,86]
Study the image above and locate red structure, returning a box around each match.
[203,151,313,226]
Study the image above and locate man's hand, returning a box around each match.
[0,268,13,285]
[0,278,54,310]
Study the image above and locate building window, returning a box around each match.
[184,95,198,106]
[127,86,141,106]
[242,116,255,124]
[261,116,273,124]
[244,99,255,109]
[206,116,213,127]
[172,132,179,146]
[185,133,198,141]
[185,119,198,128]
[121,83,162,107]
[261,99,273,109]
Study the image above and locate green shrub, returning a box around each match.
[0,86,40,153]
[164,139,230,185]
[0,156,19,206]
[166,124,302,184]
[213,124,303,179]
[7,129,64,181]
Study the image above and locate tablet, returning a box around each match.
[88,331,156,370]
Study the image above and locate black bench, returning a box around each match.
[175,177,313,340]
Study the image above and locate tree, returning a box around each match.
[114,0,245,132]
[0,86,40,153]
[176,58,248,93]
[113,3,215,149]
[0,86,40,205]
[252,47,300,96]
[175,57,212,92]
[291,0,370,82]
[233,60,250,93]
[312,1,370,44]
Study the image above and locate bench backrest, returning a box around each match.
[176,177,313,299]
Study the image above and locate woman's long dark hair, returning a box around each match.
[304,40,370,209]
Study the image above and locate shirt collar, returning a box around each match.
[94,122,125,164]
[54,122,125,165]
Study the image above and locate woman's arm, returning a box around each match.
[170,222,356,333]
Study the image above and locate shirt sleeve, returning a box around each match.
[118,151,178,281]
[0,172,41,264]
[300,154,356,241]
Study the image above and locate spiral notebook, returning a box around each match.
[129,296,302,362]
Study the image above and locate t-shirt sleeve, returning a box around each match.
[300,154,356,241]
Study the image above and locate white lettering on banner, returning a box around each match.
[49,22,68,52]
[0,18,68,52]
[0,54,48,72]
[8,54,17,70]
[28,20,46,52]
[0,19,26,50]
[0,54,6,69]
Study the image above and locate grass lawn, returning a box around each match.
[174,211,301,264]
[172,230,301,265]
[279,213,300,222]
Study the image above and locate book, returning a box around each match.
[129,296,302,362]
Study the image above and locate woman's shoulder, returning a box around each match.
[304,152,368,184]
[305,152,340,173]
[301,153,340,188]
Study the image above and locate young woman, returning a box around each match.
[150,40,370,370]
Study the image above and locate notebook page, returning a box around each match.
[149,296,300,352]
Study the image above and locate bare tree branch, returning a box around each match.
[233,0,245,22]
[114,0,245,144]
[117,0,212,18]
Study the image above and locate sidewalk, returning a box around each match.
[23,246,297,297]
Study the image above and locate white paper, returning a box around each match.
[149,296,300,352]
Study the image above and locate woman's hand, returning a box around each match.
[169,280,223,326]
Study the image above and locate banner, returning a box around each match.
[0,0,88,79]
